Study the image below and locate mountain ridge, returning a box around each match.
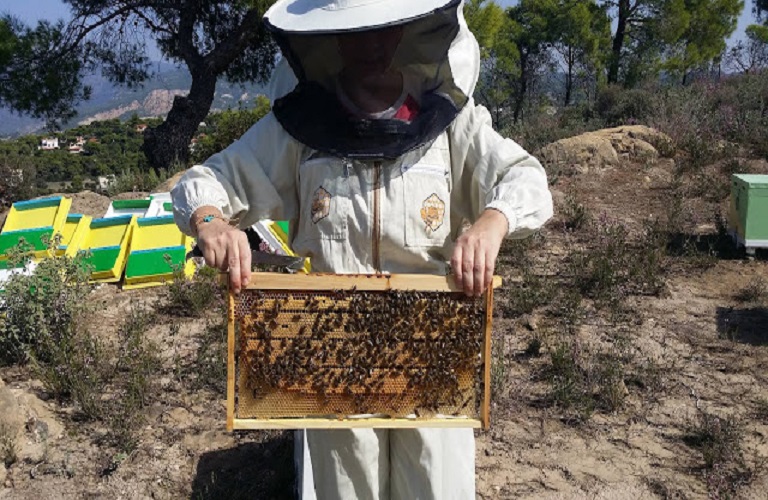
[0,62,268,137]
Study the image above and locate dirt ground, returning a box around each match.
[2,152,768,499]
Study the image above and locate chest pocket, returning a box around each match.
[297,157,349,241]
[403,162,452,247]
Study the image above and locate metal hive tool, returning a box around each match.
[227,273,501,430]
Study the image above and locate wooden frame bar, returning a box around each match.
[231,418,482,430]
[482,285,494,429]
[226,273,501,430]
[240,272,502,293]
[226,291,236,432]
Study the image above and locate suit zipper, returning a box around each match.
[372,161,382,273]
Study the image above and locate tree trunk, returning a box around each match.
[513,50,529,123]
[608,0,631,85]
[564,47,574,106]
[143,70,217,170]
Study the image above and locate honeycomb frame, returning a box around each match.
[227,273,500,430]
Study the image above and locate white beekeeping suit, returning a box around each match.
[172,0,553,498]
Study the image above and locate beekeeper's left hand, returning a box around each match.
[451,209,508,297]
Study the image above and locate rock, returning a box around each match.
[521,314,539,331]
[165,407,192,426]
[182,430,235,453]
[17,393,64,440]
[0,463,5,485]
[20,442,46,464]
[0,388,24,442]
[536,125,672,177]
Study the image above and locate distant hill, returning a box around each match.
[0,61,268,137]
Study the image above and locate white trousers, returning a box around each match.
[295,428,475,500]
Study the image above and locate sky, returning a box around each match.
[0,0,758,44]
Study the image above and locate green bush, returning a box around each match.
[595,85,655,126]
[0,245,92,365]
[164,264,225,317]
[566,215,666,308]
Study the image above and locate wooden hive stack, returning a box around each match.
[227,273,501,430]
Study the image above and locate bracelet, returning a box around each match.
[192,212,230,235]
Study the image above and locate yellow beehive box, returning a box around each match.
[0,196,72,260]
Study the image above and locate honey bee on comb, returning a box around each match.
[232,279,493,425]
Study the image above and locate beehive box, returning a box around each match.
[729,174,768,255]
[228,273,500,430]
[123,215,194,290]
[0,196,72,260]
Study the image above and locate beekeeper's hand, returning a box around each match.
[451,209,508,297]
[192,206,251,293]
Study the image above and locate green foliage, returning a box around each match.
[35,326,108,420]
[548,341,596,421]
[659,0,744,82]
[191,95,272,163]
[163,265,225,317]
[190,320,228,393]
[500,268,555,317]
[0,118,162,186]
[0,244,93,365]
[102,303,161,452]
[649,73,768,164]
[0,154,38,208]
[465,0,507,57]
[684,411,745,470]
[594,85,655,126]
[566,215,666,308]
[549,0,612,105]
[0,16,89,126]
[562,194,591,230]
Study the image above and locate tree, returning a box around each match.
[726,24,768,73]
[191,95,271,163]
[4,1,278,170]
[67,0,278,169]
[465,0,507,58]
[660,0,743,83]
[508,0,555,122]
[0,16,90,126]
[550,0,611,105]
[465,0,521,126]
[602,0,680,85]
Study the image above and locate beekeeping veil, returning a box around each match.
[263,0,480,159]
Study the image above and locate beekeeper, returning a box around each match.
[171,0,553,497]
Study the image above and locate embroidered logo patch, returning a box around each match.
[311,186,331,224]
[420,193,445,235]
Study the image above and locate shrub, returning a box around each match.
[190,320,228,393]
[566,215,665,308]
[683,410,752,498]
[734,277,767,303]
[164,264,225,317]
[36,330,108,420]
[0,423,18,467]
[499,268,555,318]
[561,194,591,231]
[0,244,92,365]
[548,340,595,421]
[595,85,655,126]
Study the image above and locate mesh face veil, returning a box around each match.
[263,0,480,159]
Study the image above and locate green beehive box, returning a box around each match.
[729,174,768,255]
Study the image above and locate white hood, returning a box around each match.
[264,0,480,159]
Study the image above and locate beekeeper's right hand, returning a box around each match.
[191,206,251,293]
